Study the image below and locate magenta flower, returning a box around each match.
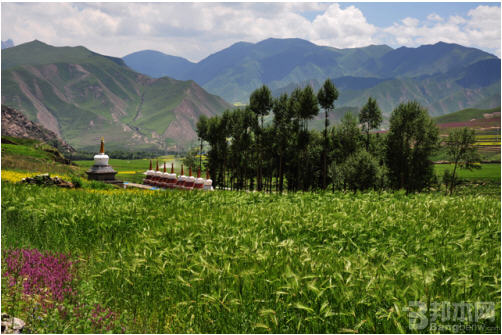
[2,248,76,307]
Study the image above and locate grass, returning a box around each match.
[434,163,500,182]
[1,137,84,177]
[2,182,500,333]
[1,143,54,160]
[433,107,500,124]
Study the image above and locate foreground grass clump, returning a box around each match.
[2,182,500,333]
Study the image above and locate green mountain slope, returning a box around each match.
[124,38,394,103]
[1,41,232,151]
[124,38,498,110]
[433,106,501,124]
[193,39,394,103]
[271,57,501,117]
[372,42,495,78]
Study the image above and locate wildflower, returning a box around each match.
[2,248,77,309]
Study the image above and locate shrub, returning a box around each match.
[341,150,381,191]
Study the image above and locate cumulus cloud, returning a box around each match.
[427,13,443,22]
[1,3,500,60]
[0,2,376,60]
[382,5,500,56]
[310,4,377,48]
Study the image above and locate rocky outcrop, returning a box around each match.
[21,174,75,188]
[1,314,25,334]
[1,105,75,154]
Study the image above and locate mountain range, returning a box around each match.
[1,38,500,152]
[1,40,231,151]
[124,38,500,116]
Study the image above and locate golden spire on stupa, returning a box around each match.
[100,137,105,154]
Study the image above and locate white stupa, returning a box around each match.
[194,168,204,189]
[86,137,119,183]
[176,164,186,189]
[203,170,213,191]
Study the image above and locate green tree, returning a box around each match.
[332,112,361,164]
[341,149,381,192]
[359,97,382,151]
[272,93,291,193]
[298,85,319,130]
[249,85,273,191]
[202,112,231,188]
[228,108,255,190]
[298,86,319,191]
[183,147,198,171]
[285,88,303,191]
[317,79,339,189]
[385,101,439,192]
[196,115,209,171]
[444,127,481,194]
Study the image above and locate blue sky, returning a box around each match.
[340,2,498,27]
[2,2,500,61]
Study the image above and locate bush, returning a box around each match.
[341,150,381,191]
[71,176,83,189]
[328,162,345,191]
[442,169,462,193]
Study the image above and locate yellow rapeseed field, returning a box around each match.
[2,170,71,182]
[1,170,43,183]
[117,171,137,174]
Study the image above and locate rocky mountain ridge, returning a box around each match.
[1,104,75,153]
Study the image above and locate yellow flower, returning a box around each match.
[1,170,70,183]
[1,170,38,182]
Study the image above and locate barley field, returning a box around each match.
[1,181,500,333]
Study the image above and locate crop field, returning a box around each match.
[433,107,500,162]
[2,181,500,333]
[434,163,500,181]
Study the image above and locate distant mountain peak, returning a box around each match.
[258,37,315,45]
[1,39,14,49]
[123,49,195,79]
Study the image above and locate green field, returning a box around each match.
[73,158,502,188]
[1,136,83,176]
[433,107,501,124]
[434,163,500,181]
[1,182,500,333]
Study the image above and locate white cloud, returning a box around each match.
[0,2,375,60]
[381,5,500,56]
[1,3,500,60]
[427,13,443,22]
[310,4,377,48]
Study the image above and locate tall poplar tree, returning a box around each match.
[317,79,339,189]
[249,85,273,191]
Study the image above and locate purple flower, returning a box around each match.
[2,248,77,305]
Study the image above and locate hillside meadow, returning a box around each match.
[1,178,500,333]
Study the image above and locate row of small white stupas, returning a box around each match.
[143,160,213,190]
